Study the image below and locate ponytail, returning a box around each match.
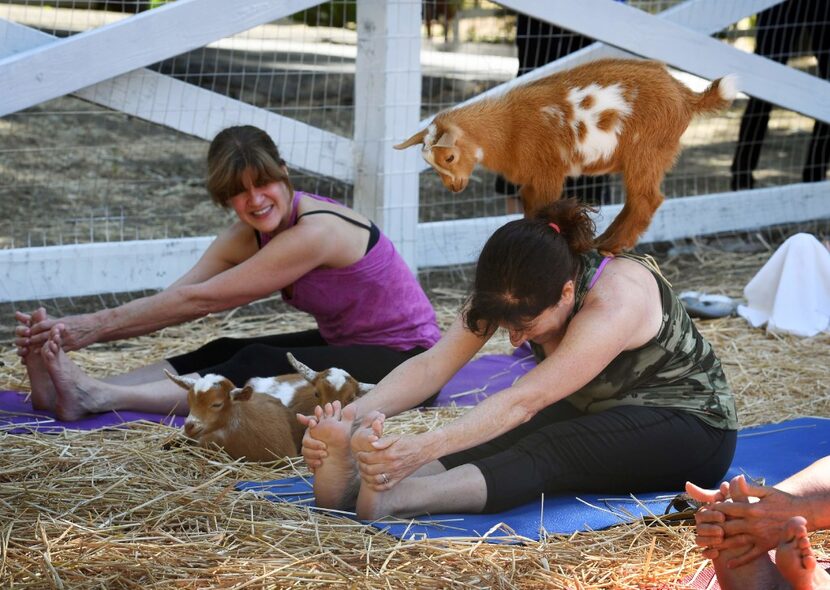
[533,198,596,255]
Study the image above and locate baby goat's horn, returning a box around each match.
[163,368,197,391]
[393,128,428,150]
[286,352,318,383]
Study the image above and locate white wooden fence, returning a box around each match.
[1,0,828,301]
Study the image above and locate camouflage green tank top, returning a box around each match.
[563,251,738,430]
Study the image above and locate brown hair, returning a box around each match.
[206,126,293,207]
[464,198,596,336]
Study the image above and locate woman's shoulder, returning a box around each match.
[583,256,658,309]
[295,192,373,227]
[296,191,344,210]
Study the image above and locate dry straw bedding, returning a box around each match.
[1,245,829,588]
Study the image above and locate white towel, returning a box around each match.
[737,233,830,337]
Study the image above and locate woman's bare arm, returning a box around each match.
[21,215,352,350]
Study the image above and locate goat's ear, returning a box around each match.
[164,369,196,391]
[357,381,375,396]
[286,352,319,384]
[432,130,458,149]
[230,385,253,401]
[393,128,428,150]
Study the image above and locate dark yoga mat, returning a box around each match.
[0,390,184,433]
[237,417,830,541]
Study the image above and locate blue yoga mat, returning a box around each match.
[237,416,830,541]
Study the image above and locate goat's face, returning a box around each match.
[164,371,252,440]
[394,123,478,194]
[285,353,374,406]
[314,368,360,406]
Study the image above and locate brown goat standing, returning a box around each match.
[395,58,737,253]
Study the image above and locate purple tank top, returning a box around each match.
[259,192,440,351]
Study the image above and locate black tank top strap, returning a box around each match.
[296,209,372,230]
[296,209,379,254]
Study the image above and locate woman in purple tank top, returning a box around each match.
[14,125,439,421]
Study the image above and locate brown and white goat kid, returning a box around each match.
[165,370,298,462]
[245,352,374,449]
[395,58,738,253]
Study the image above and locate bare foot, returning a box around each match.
[776,516,830,590]
[710,476,779,590]
[308,402,360,510]
[19,308,56,411]
[41,327,104,421]
[354,415,395,520]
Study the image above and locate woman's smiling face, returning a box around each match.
[228,168,291,235]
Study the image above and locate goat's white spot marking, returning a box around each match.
[567,83,631,165]
[474,147,484,162]
[194,373,226,394]
[247,377,300,405]
[541,105,564,125]
[325,368,348,391]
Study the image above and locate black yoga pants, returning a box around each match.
[439,399,736,513]
[166,329,425,386]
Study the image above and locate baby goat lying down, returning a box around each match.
[165,353,373,462]
[395,58,737,253]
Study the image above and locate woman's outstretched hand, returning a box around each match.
[15,308,97,353]
[686,479,732,559]
[686,474,804,567]
[707,475,804,568]
[352,414,427,491]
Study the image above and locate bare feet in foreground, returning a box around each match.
[307,402,361,510]
[354,415,393,520]
[17,308,56,411]
[776,516,830,590]
[41,327,103,421]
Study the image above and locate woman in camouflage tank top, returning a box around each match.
[303,199,737,519]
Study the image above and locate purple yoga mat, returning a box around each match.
[0,390,185,434]
[433,343,536,406]
[0,347,534,432]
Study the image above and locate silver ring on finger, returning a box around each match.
[381,473,389,485]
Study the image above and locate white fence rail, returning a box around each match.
[1,0,829,301]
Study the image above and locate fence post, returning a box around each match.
[354,0,422,270]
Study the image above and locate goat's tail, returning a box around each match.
[692,74,738,113]
[692,74,738,114]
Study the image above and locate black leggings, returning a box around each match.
[439,399,736,513]
[166,329,425,387]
